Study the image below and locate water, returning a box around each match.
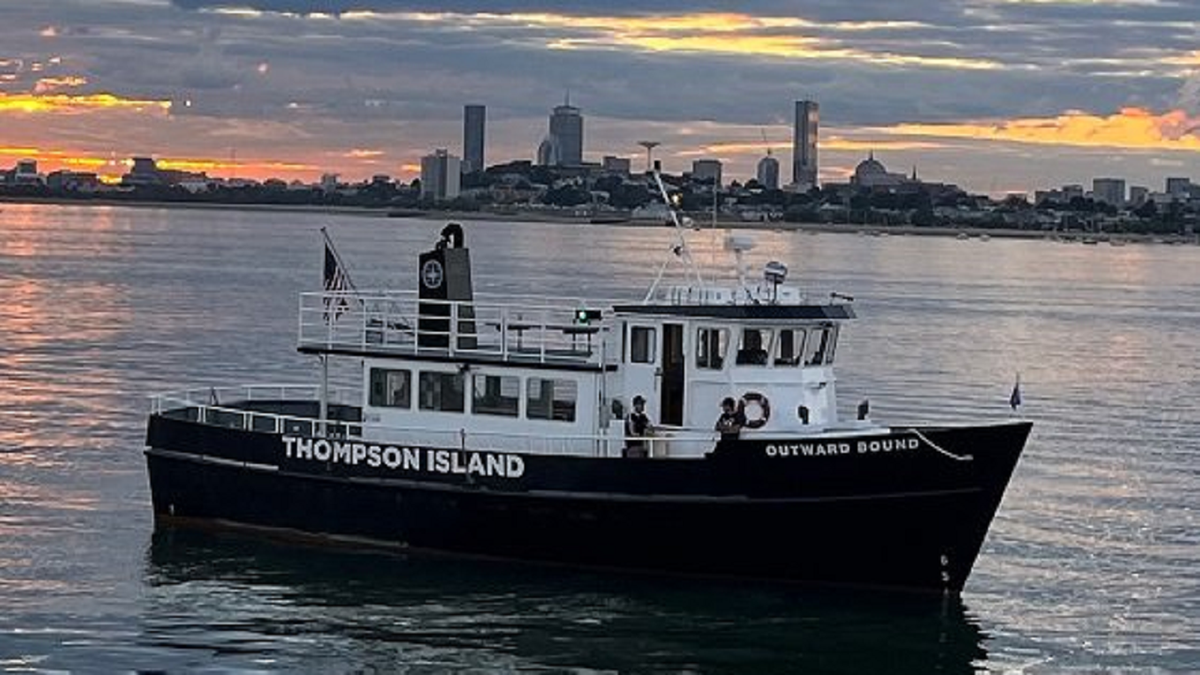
[1,203,1196,672]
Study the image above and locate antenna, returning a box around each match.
[642,162,705,303]
[761,129,772,156]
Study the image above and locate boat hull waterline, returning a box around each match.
[146,406,1030,593]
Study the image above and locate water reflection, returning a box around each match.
[144,529,988,673]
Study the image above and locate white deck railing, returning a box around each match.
[149,385,721,458]
[298,291,616,366]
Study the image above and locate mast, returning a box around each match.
[643,163,705,303]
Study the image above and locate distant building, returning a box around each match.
[602,156,631,174]
[13,159,42,185]
[320,173,339,192]
[1129,186,1149,207]
[1092,178,1125,206]
[548,100,583,166]
[46,170,99,192]
[1062,184,1084,201]
[1166,177,1191,198]
[463,104,486,173]
[420,149,461,201]
[536,135,561,167]
[851,152,905,188]
[756,153,779,190]
[792,100,818,189]
[122,156,161,187]
[692,159,723,187]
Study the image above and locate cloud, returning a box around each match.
[878,107,1200,152]
[0,91,172,114]
[675,137,946,157]
[33,76,88,93]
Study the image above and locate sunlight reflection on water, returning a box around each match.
[0,204,1196,671]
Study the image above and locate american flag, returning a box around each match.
[322,229,356,323]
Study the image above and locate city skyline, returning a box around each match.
[1,1,1199,195]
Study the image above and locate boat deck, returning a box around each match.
[299,291,616,367]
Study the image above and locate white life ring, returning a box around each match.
[742,392,770,429]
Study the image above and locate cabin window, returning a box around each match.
[775,328,805,366]
[696,327,728,369]
[369,368,411,408]
[527,378,577,422]
[735,328,773,366]
[630,326,656,364]
[472,374,520,417]
[824,324,839,364]
[804,325,835,366]
[418,370,465,412]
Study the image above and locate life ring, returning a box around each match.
[741,392,771,429]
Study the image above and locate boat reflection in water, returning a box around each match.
[144,529,989,673]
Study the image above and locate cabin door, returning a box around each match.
[623,322,660,422]
[659,323,685,426]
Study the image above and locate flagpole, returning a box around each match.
[319,354,329,436]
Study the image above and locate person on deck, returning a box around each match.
[714,396,747,453]
[624,395,652,458]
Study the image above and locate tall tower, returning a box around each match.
[462,104,485,173]
[549,97,583,166]
[792,100,819,189]
[637,141,660,172]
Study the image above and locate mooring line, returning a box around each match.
[907,428,974,462]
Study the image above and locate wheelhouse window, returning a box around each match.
[527,378,577,422]
[419,370,465,412]
[472,374,519,417]
[696,327,728,370]
[369,368,411,408]
[775,328,806,366]
[804,324,838,366]
[630,326,656,364]
[735,328,773,366]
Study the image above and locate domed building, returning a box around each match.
[852,151,905,188]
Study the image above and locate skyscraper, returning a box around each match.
[420,149,461,201]
[463,104,485,173]
[549,101,583,166]
[757,153,779,190]
[792,100,818,189]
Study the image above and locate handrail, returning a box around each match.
[149,386,722,458]
[298,291,617,366]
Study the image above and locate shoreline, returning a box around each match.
[2,196,1194,244]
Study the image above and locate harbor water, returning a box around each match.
[0,204,1196,672]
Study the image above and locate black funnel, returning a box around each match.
[417,224,476,349]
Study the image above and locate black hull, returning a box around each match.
[145,407,1029,593]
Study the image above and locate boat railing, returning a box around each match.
[298,290,616,366]
[149,383,360,415]
[149,386,722,458]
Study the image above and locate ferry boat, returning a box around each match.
[144,187,1031,594]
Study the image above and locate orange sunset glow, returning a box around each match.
[1,2,1197,191]
[881,107,1200,153]
[0,91,172,116]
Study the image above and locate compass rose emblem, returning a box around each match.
[421,259,444,290]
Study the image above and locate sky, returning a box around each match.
[2,0,1199,195]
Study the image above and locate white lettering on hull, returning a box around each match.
[283,435,525,478]
[765,437,920,458]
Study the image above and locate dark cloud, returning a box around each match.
[3,0,1197,191]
